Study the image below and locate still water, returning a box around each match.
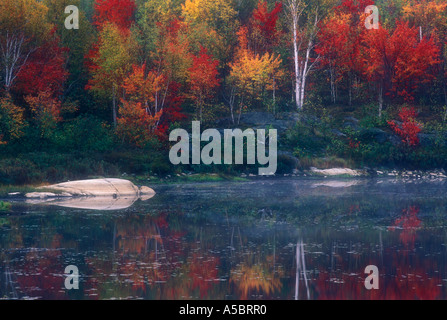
[1,178,447,300]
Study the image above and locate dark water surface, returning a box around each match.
[1,178,447,300]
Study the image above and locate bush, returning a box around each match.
[0,201,11,211]
[54,115,114,152]
[0,158,41,185]
[0,153,123,185]
[284,122,330,158]
[0,95,27,144]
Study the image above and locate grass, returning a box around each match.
[0,201,12,211]
[0,185,38,198]
[0,184,70,199]
[132,173,249,185]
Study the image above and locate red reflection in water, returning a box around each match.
[15,235,67,300]
[188,254,220,298]
[314,205,442,300]
[389,206,422,248]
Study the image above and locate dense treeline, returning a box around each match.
[0,0,446,183]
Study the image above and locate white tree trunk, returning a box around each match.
[292,10,301,110]
[286,0,320,111]
[0,32,31,92]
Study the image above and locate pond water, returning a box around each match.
[1,178,447,300]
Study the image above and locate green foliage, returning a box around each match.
[54,115,114,152]
[284,120,331,159]
[0,0,446,184]
[0,201,11,212]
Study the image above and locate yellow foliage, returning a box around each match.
[0,0,52,41]
[142,0,181,26]
[88,22,137,98]
[230,49,283,99]
[181,0,238,64]
[182,0,237,28]
[402,0,447,33]
[0,95,26,144]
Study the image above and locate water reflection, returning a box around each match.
[295,240,310,300]
[1,179,447,300]
[26,193,156,211]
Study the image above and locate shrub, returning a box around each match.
[388,107,421,147]
[54,115,114,152]
[0,95,27,144]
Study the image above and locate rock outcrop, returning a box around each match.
[25,179,156,210]
[310,167,363,177]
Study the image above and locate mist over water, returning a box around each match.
[1,178,447,300]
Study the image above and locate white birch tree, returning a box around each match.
[0,0,51,92]
[284,0,321,111]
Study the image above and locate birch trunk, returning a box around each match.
[1,33,31,92]
[286,0,320,112]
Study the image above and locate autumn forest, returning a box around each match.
[1,0,447,184]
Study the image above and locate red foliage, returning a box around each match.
[252,1,283,45]
[335,0,375,15]
[187,46,220,120]
[241,1,283,55]
[188,47,220,99]
[348,138,360,150]
[157,82,187,135]
[363,21,440,102]
[14,30,68,97]
[93,0,136,31]
[315,0,371,101]
[388,107,421,147]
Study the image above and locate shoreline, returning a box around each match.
[1,167,446,201]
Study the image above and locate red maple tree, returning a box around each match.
[362,21,440,109]
[188,46,220,121]
[93,0,136,31]
[14,30,68,97]
[388,106,422,147]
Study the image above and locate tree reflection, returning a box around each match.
[14,235,66,300]
[389,206,422,249]
[1,200,446,300]
[314,205,443,300]
[230,253,283,300]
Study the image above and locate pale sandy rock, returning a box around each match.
[25,179,156,210]
[310,167,362,177]
[26,192,59,199]
[37,178,143,197]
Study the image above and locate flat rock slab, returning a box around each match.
[310,168,362,177]
[26,179,155,199]
[24,179,156,210]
